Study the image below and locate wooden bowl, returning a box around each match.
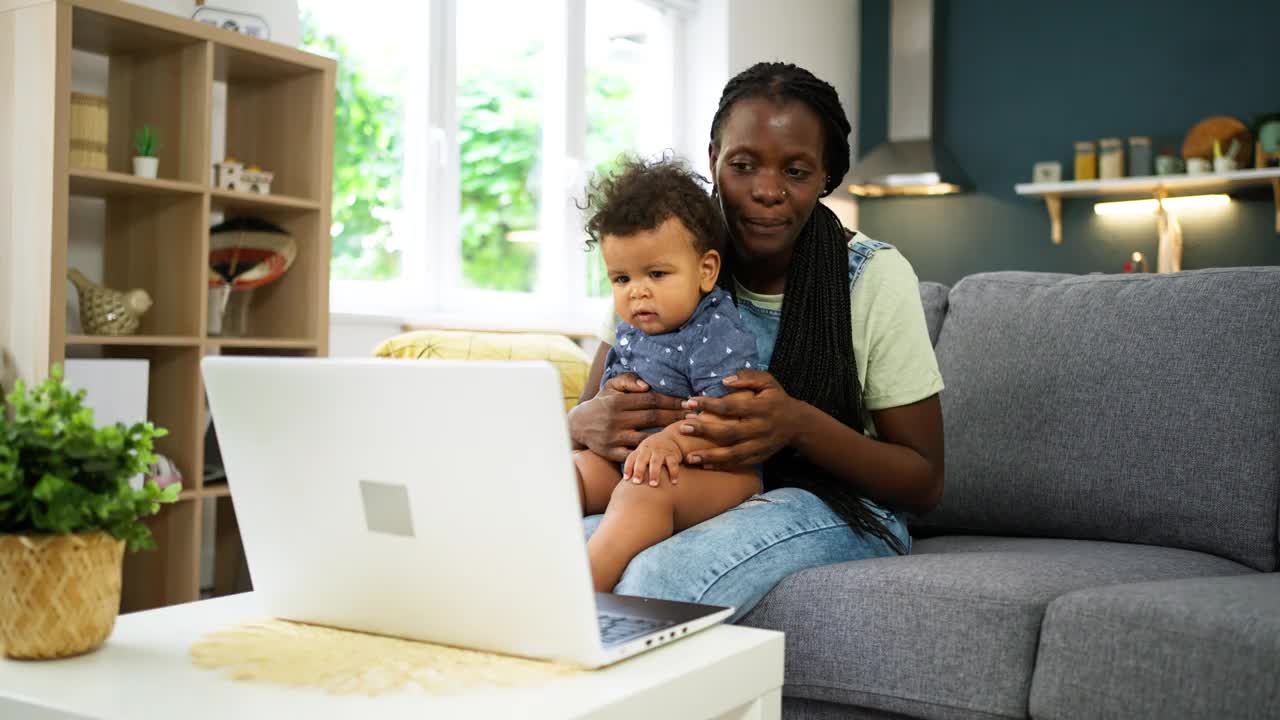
[1182,116,1253,164]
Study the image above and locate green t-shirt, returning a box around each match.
[597,239,944,438]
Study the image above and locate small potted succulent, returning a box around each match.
[131,125,159,178]
[0,366,179,659]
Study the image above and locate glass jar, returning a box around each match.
[1128,136,1152,178]
[1099,137,1125,180]
[1074,141,1098,181]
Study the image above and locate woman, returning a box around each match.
[569,62,945,620]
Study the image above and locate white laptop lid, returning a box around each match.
[202,357,602,663]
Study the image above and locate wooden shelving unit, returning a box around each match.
[1015,167,1280,244]
[1,0,334,611]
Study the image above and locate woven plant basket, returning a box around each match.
[0,532,125,659]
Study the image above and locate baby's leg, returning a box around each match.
[587,466,760,592]
[573,449,621,515]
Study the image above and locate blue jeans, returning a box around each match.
[584,487,911,622]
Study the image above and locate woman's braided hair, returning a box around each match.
[710,62,905,553]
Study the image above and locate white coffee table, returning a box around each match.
[0,593,783,719]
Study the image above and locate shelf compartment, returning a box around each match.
[121,496,200,612]
[207,210,324,341]
[97,193,206,336]
[99,345,204,494]
[70,25,214,184]
[219,60,330,202]
[66,333,201,346]
[70,168,205,199]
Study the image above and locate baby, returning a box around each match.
[575,156,761,592]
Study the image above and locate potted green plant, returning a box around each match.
[132,125,159,178]
[0,366,179,659]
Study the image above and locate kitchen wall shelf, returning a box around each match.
[1015,167,1280,243]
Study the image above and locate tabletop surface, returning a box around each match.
[0,593,784,720]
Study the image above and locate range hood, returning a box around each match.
[848,0,965,197]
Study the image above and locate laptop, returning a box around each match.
[201,356,733,668]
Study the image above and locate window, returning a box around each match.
[301,0,683,328]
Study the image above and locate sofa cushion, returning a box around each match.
[373,329,590,412]
[741,536,1253,720]
[917,281,949,347]
[1030,573,1280,720]
[918,268,1280,570]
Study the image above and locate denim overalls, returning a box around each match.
[584,237,912,622]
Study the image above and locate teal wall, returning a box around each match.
[856,0,1280,286]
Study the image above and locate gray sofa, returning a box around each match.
[741,268,1280,719]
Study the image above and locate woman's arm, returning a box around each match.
[790,394,943,515]
[681,372,944,515]
[567,342,686,461]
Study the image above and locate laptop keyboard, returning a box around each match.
[597,612,671,645]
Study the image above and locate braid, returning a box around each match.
[712,62,905,553]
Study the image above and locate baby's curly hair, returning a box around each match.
[582,154,722,254]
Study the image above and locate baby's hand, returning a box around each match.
[623,434,683,487]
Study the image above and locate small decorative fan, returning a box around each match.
[208,217,297,290]
[207,217,297,336]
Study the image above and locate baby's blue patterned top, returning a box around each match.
[601,286,759,399]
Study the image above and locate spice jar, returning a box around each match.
[1099,138,1125,180]
[1128,136,1152,178]
[1074,141,1097,181]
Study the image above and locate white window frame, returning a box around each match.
[328,0,687,336]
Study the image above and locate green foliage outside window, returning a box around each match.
[306,16,645,294]
[456,68,539,292]
[303,14,403,282]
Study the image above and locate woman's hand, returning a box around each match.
[568,373,686,463]
[678,370,802,468]
[623,433,683,487]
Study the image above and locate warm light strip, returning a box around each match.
[1093,194,1231,217]
[848,183,963,197]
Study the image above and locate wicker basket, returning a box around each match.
[0,532,125,659]
[70,92,109,171]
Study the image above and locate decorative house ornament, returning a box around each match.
[238,166,274,194]
[67,269,153,336]
[213,159,242,190]
[213,158,274,194]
